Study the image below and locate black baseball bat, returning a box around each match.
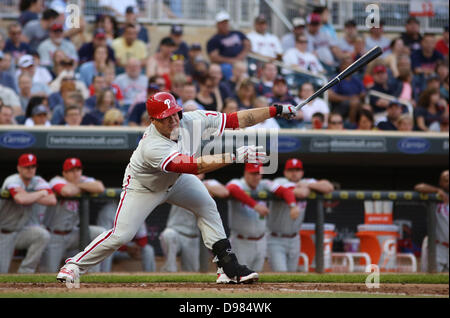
[295,46,383,111]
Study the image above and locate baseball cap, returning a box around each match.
[245,162,263,174]
[372,65,387,74]
[63,158,83,171]
[18,54,34,68]
[18,154,37,167]
[190,43,202,51]
[125,6,138,14]
[274,75,287,84]
[307,13,321,24]
[94,28,106,39]
[406,16,420,25]
[216,11,230,23]
[50,23,64,32]
[344,19,357,28]
[171,24,183,35]
[284,158,303,170]
[254,14,267,23]
[292,17,306,27]
[31,105,48,116]
[160,36,176,47]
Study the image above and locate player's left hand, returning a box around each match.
[289,205,301,220]
[234,145,268,163]
[273,104,296,120]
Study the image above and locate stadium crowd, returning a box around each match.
[0,1,448,132]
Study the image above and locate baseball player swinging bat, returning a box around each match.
[295,46,383,111]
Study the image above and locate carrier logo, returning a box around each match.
[0,132,36,149]
[397,138,430,154]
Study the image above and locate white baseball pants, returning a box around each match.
[66,174,227,271]
[159,228,200,272]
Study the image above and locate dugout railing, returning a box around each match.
[1,189,443,273]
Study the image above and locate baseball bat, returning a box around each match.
[295,46,383,111]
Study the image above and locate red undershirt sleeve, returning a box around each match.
[165,154,199,174]
[224,112,239,129]
[273,186,296,205]
[226,183,257,208]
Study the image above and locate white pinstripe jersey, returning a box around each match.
[123,110,227,192]
[0,174,51,232]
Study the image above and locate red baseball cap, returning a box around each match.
[50,23,64,32]
[373,65,387,74]
[308,13,322,24]
[284,158,303,170]
[18,153,37,167]
[63,158,82,171]
[245,162,263,174]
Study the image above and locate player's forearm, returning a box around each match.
[307,180,335,194]
[36,193,57,206]
[13,190,48,205]
[196,154,234,174]
[414,183,441,193]
[237,107,272,128]
[77,181,105,194]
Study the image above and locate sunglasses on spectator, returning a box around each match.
[60,60,74,66]
[329,121,343,125]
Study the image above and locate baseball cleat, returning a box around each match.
[235,265,259,284]
[216,267,237,284]
[56,264,80,283]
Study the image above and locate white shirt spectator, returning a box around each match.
[282,48,324,75]
[245,117,280,130]
[246,31,283,59]
[306,30,338,66]
[294,96,329,122]
[37,38,78,67]
[365,35,391,58]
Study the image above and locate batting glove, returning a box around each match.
[273,104,296,119]
[232,145,267,163]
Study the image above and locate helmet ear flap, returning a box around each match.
[178,111,183,120]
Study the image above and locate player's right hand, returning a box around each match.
[273,104,296,119]
[234,145,267,163]
[254,203,270,217]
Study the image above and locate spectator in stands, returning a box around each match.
[267,76,299,128]
[436,114,449,132]
[328,54,365,122]
[17,73,33,112]
[384,38,408,78]
[112,23,148,68]
[82,89,116,125]
[356,108,376,130]
[295,82,329,124]
[84,75,107,111]
[0,52,18,92]
[336,20,358,55]
[191,59,210,84]
[311,112,325,129]
[316,6,337,40]
[207,11,251,81]
[3,23,33,66]
[255,62,278,97]
[396,59,415,106]
[415,87,447,132]
[168,25,189,60]
[282,34,324,75]
[376,100,403,131]
[127,81,161,126]
[25,103,51,127]
[94,14,119,47]
[184,43,204,76]
[63,105,83,127]
[0,103,15,125]
[235,78,256,111]
[306,13,340,74]
[224,60,248,96]
[22,9,59,51]
[119,6,149,45]
[436,61,449,102]
[103,108,124,126]
[78,28,116,66]
[411,33,445,77]
[195,75,218,111]
[114,57,148,109]
[37,23,78,68]
[222,97,239,114]
[146,37,177,78]
[435,25,449,57]
[0,84,21,116]
[327,112,345,130]
[245,96,280,130]
[401,17,422,52]
[16,54,52,94]
[369,64,402,114]
[246,14,283,60]
[365,20,391,58]
[50,80,77,124]
[0,32,5,52]
[162,54,187,93]
[396,114,414,132]
[79,45,111,87]
[209,63,232,109]
[177,82,199,108]
[18,0,43,27]
[281,17,306,52]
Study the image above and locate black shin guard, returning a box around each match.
[212,239,239,278]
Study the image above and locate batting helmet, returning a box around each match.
[146,92,183,119]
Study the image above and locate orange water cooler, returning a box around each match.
[299,223,336,272]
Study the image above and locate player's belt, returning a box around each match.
[271,232,298,238]
[436,240,449,248]
[47,228,72,235]
[237,234,265,241]
[0,229,14,234]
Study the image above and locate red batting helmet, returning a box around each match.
[146,92,183,119]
